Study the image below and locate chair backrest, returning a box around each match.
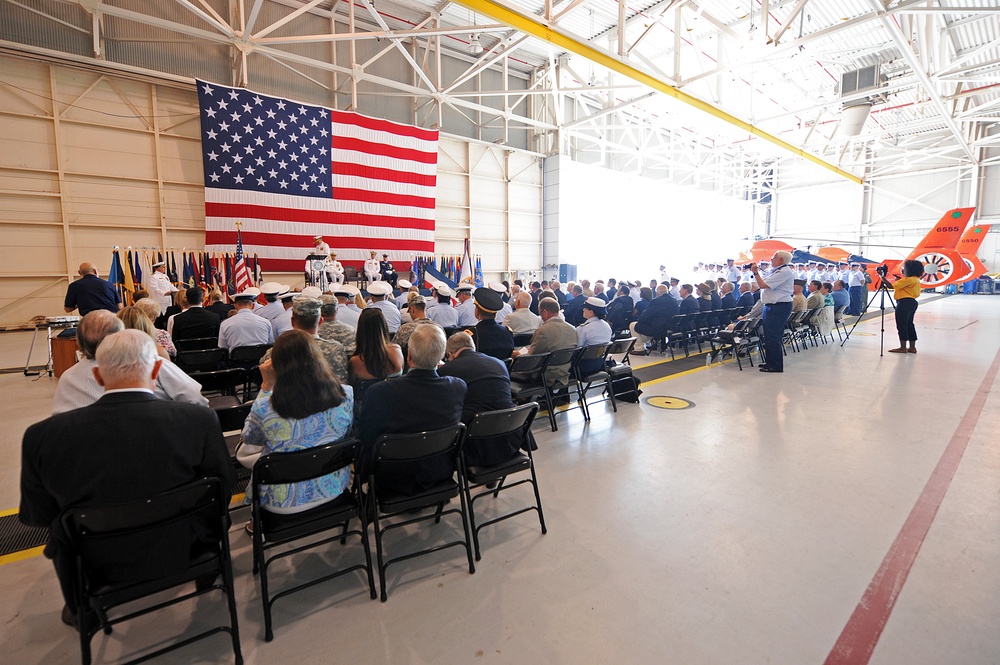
[344,266,359,280]
[60,477,227,588]
[466,402,539,440]
[512,332,534,347]
[508,352,550,380]
[214,401,252,432]
[175,337,220,352]
[834,305,847,321]
[606,337,635,356]
[175,348,228,372]
[374,424,466,463]
[190,367,247,393]
[575,343,609,363]
[442,326,465,338]
[545,346,579,368]
[254,439,359,486]
[228,344,271,364]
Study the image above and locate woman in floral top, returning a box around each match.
[239,329,354,514]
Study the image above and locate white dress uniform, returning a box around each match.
[148,269,178,314]
[364,258,382,283]
[326,257,345,286]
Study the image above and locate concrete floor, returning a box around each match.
[0,294,998,664]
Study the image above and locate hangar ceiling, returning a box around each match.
[2,0,999,191]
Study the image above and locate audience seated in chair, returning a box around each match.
[359,325,467,494]
[238,330,354,519]
[52,310,207,414]
[19,329,233,630]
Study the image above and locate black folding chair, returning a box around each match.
[251,439,376,640]
[511,332,534,347]
[59,477,242,665]
[540,346,585,431]
[368,424,474,601]
[572,343,614,419]
[190,367,248,407]
[460,403,545,561]
[173,337,219,352]
[175,348,227,374]
[508,352,554,430]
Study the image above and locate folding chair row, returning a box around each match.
[58,406,548,662]
[174,343,272,375]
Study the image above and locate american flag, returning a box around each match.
[232,226,254,293]
[197,81,438,272]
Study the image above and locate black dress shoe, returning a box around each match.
[759,366,783,373]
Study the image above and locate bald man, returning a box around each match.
[64,262,121,316]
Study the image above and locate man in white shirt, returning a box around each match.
[751,251,794,374]
[147,261,178,314]
[363,250,382,285]
[325,251,344,286]
[504,291,541,334]
[52,310,207,414]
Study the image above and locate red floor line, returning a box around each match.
[823,346,1000,665]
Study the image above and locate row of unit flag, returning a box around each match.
[410,253,484,289]
[107,243,262,304]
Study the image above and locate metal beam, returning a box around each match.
[451,0,863,183]
[865,0,977,164]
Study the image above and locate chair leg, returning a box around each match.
[529,462,548,535]
[605,376,617,412]
[463,474,482,561]
[356,496,378,600]
[256,529,274,641]
[372,498,388,602]
[457,475,476,574]
[542,386,558,432]
[220,547,244,663]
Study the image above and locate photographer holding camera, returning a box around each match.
[883,260,925,354]
[750,250,795,373]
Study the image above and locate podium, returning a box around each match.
[305,254,329,291]
[24,318,79,377]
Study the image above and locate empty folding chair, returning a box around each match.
[460,403,546,561]
[368,424,474,601]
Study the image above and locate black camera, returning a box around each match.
[876,264,888,277]
[742,263,755,271]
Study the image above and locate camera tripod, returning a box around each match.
[841,273,895,356]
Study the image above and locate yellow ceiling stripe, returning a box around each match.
[452,0,864,185]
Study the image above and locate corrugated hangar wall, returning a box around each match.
[0,54,542,326]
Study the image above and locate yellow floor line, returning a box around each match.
[0,506,20,518]
[0,545,45,567]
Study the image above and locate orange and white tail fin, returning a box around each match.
[957,223,991,281]
[910,208,976,252]
[958,223,991,256]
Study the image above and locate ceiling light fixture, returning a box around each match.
[468,34,484,55]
